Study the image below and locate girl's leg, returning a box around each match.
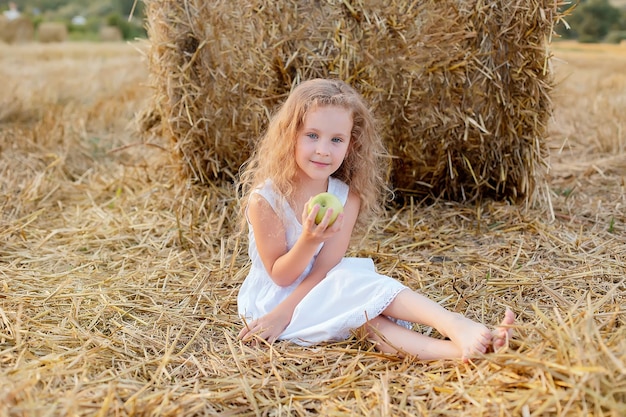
[365,315,461,360]
[381,289,514,361]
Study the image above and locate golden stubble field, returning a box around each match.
[0,40,625,416]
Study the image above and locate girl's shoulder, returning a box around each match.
[252,179,279,208]
[252,179,292,215]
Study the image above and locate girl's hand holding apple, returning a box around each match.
[306,192,344,226]
[302,194,345,240]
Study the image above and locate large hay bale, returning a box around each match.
[0,16,34,44]
[141,0,561,203]
[99,26,123,42]
[38,22,67,43]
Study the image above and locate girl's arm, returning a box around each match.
[239,191,360,342]
[248,191,356,287]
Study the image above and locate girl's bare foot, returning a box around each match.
[442,314,493,362]
[492,308,515,351]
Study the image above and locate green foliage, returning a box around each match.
[28,0,70,11]
[106,12,147,40]
[557,0,626,42]
[113,0,144,17]
[605,29,626,42]
[31,14,44,29]
[608,217,615,233]
[16,0,146,40]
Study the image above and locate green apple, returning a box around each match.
[307,192,344,226]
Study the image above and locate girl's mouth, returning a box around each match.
[311,161,330,168]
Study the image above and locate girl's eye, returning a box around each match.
[332,137,343,143]
[306,133,318,139]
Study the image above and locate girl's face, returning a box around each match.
[294,105,352,184]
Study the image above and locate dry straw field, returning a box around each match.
[1,37,625,417]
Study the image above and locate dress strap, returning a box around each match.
[328,177,349,205]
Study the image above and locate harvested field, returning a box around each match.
[0,40,625,416]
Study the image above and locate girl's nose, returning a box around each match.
[316,141,330,156]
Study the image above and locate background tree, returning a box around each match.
[558,0,626,42]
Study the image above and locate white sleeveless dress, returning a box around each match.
[237,177,410,346]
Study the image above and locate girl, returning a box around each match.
[237,78,514,361]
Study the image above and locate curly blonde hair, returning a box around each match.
[238,78,390,231]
